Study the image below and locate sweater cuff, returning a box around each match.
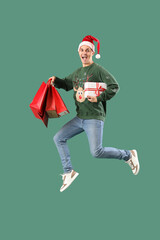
[54,77,59,86]
[97,94,103,102]
[53,77,63,88]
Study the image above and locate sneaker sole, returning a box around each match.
[132,150,140,175]
[60,172,79,192]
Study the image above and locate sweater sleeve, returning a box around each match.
[96,67,119,102]
[54,72,74,91]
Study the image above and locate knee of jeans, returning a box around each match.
[53,132,65,144]
[90,147,102,158]
[53,132,60,144]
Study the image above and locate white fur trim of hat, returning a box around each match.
[78,41,95,52]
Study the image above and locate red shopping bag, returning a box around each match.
[29,81,49,127]
[45,85,69,118]
[39,111,48,127]
[45,85,59,118]
[53,87,69,116]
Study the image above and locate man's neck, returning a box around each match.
[82,61,94,67]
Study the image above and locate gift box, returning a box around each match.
[84,82,107,98]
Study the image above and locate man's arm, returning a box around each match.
[96,68,119,102]
[49,74,73,91]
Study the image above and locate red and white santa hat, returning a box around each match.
[78,35,101,59]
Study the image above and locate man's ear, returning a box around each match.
[92,51,95,56]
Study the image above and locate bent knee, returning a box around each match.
[53,132,66,144]
[53,133,60,143]
[91,148,103,158]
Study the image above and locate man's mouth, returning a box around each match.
[82,56,87,60]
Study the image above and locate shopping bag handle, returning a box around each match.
[47,78,55,87]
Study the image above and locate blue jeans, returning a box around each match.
[53,116,131,173]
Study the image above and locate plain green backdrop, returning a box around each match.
[0,0,159,239]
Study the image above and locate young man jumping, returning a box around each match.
[50,35,140,192]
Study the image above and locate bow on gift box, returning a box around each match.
[95,85,106,96]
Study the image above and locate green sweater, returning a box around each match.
[54,62,119,121]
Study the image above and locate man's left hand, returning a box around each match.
[87,96,97,102]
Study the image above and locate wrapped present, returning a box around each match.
[84,82,107,98]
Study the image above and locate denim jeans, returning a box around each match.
[53,116,131,173]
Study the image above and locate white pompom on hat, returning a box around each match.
[78,35,101,59]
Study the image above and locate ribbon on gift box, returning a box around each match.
[85,83,106,96]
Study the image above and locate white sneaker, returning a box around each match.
[60,170,79,192]
[126,150,140,175]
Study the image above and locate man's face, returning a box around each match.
[79,45,95,65]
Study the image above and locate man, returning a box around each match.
[50,35,140,192]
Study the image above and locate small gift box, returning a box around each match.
[84,82,107,98]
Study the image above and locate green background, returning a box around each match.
[0,0,159,239]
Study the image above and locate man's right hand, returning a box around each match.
[49,76,56,85]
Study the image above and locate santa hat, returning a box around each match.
[78,35,101,59]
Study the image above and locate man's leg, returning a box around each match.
[83,119,131,161]
[53,116,84,173]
